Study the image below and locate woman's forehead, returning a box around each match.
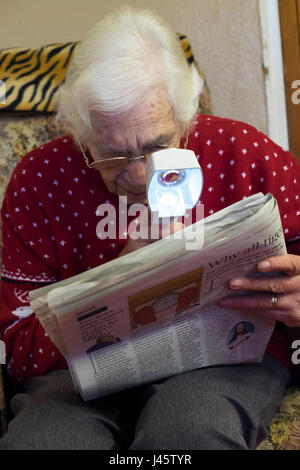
[89,104,179,155]
[89,88,177,136]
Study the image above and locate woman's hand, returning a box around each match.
[219,254,300,327]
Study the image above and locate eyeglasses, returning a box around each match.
[78,129,189,171]
[78,141,147,171]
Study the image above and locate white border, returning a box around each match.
[258,0,289,150]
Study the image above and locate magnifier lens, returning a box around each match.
[158,169,185,186]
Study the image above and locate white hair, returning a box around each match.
[56,6,203,144]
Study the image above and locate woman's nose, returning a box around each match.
[126,158,147,186]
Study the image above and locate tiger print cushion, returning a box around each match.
[0,42,79,112]
[0,36,212,114]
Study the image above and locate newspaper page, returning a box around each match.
[30,193,286,401]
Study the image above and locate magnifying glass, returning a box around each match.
[146,148,203,218]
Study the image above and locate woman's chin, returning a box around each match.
[124,190,147,205]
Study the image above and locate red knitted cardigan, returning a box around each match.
[1,114,300,383]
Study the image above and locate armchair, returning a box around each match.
[0,36,299,450]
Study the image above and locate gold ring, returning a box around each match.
[271,295,278,307]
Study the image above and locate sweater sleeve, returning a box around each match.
[0,150,67,383]
[231,121,300,255]
[195,117,300,254]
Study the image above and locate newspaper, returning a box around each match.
[30,193,286,401]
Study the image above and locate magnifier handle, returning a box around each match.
[158,216,184,239]
[159,216,178,225]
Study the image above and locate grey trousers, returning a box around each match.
[0,354,291,450]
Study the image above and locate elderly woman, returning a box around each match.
[0,6,300,450]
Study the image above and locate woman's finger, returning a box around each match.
[219,292,300,326]
[257,254,300,276]
[228,274,300,294]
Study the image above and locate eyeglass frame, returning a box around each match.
[78,128,190,170]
